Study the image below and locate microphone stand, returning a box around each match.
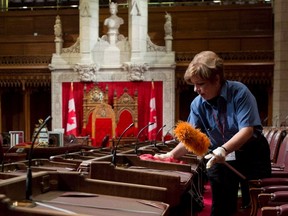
[26,115,52,201]
[153,124,166,148]
[112,123,134,166]
[162,125,176,145]
[134,122,154,155]
[0,135,4,172]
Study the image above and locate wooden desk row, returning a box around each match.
[0,141,205,216]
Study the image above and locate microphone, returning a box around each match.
[163,125,176,145]
[112,123,134,166]
[134,122,155,155]
[101,134,110,148]
[26,115,52,200]
[153,124,166,147]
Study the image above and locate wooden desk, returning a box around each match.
[89,161,193,207]
[0,171,169,216]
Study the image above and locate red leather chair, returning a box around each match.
[265,128,278,148]
[248,129,288,216]
[263,127,273,140]
[249,184,288,216]
[268,129,287,163]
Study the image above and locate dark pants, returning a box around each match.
[207,161,239,216]
[235,133,272,207]
[207,133,271,216]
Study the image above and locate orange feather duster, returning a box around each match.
[174,121,246,179]
[174,121,210,156]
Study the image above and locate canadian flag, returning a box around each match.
[66,82,77,136]
[148,81,157,140]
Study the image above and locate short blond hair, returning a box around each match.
[184,51,224,85]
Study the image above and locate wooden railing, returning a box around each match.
[176,50,274,64]
[0,56,51,66]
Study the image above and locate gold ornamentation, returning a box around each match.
[88,88,104,103]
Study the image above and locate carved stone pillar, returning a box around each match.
[128,0,148,63]
[273,0,288,126]
[79,0,99,64]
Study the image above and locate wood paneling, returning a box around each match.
[0,35,55,55]
[0,4,273,56]
[148,4,273,53]
[0,9,79,56]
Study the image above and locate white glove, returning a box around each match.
[204,147,227,169]
[154,152,173,160]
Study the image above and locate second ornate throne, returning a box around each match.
[113,88,138,145]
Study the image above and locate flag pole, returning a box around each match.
[148,80,157,141]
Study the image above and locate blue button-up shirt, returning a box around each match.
[187,80,261,149]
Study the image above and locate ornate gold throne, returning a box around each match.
[82,85,115,147]
[113,88,138,145]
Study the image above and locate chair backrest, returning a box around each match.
[266,128,278,146]
[269,129,287,163]
[113,88,138,142]
[274,133,288,168]
[91,103,115,146]
[82,85,109,127]
[263,127,273,139]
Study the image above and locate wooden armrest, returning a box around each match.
[262,206,282,216]
[249,178,288,188]
[250,187,264,216]
[271,165,284,171]
[258,191,288,208]
[271,191,288,202]
[271,170,288,178]
[249,185,288,216]
[262,204,288,216]
[258,193,274,208]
